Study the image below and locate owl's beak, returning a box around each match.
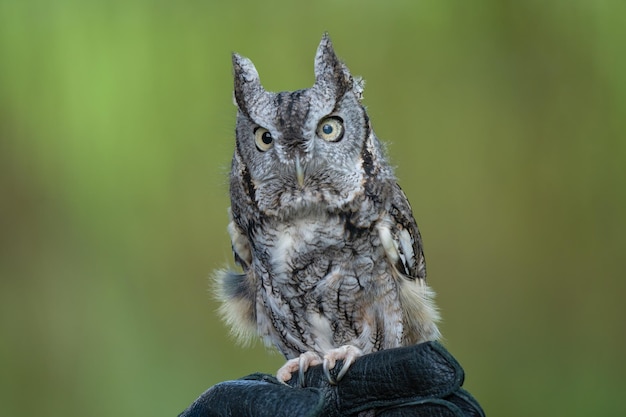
[295,156,305,188]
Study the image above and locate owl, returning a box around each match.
[216,34,440,385]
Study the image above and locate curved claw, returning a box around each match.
[298,353,310,387]
[322,345,364,385]
[323,357,335,384]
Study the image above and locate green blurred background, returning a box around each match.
[1,0,625,416]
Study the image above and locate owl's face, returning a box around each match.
[232,35,375,220]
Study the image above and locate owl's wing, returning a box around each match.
[227,208,252,270]
[381,183,427,281]
[378,183,441,344]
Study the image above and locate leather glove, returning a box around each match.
[178,341,485,417]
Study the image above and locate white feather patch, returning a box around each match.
[377,223,399,265]
[397,228,414,271]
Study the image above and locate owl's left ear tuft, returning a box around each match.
[314,33,353,99]
[232,53,259,83]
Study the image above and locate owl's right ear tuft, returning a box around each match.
[232,52,263,116]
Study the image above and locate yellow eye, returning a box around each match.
[254,127,274,151]
[316,116,344,142]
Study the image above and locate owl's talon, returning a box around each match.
[322,345,364,384]
[298,353,309,386]
[298,367,305,387]
[277,351,322,386]
[323,358,335,384]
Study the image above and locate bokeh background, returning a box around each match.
[1,1,625,416]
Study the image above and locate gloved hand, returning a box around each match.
[178,341,485,417]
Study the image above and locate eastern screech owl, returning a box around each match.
[216,34,440,384]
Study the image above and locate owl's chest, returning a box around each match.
[251,213,403,357]
[254,214,383,289]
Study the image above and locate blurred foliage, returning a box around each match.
[1,0,625,416]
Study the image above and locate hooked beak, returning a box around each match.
[295,156,305,188]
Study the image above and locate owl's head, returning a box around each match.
[231,34,391,220]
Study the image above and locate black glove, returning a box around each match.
[178,341,485,417]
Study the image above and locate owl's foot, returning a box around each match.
[323,344,363,385]
[276,351,322,386]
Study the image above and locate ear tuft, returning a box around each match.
[232,53,259,84]
[232,52,263,116]
[314,33,362,100]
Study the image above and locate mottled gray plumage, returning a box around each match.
[217,34,440,382]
